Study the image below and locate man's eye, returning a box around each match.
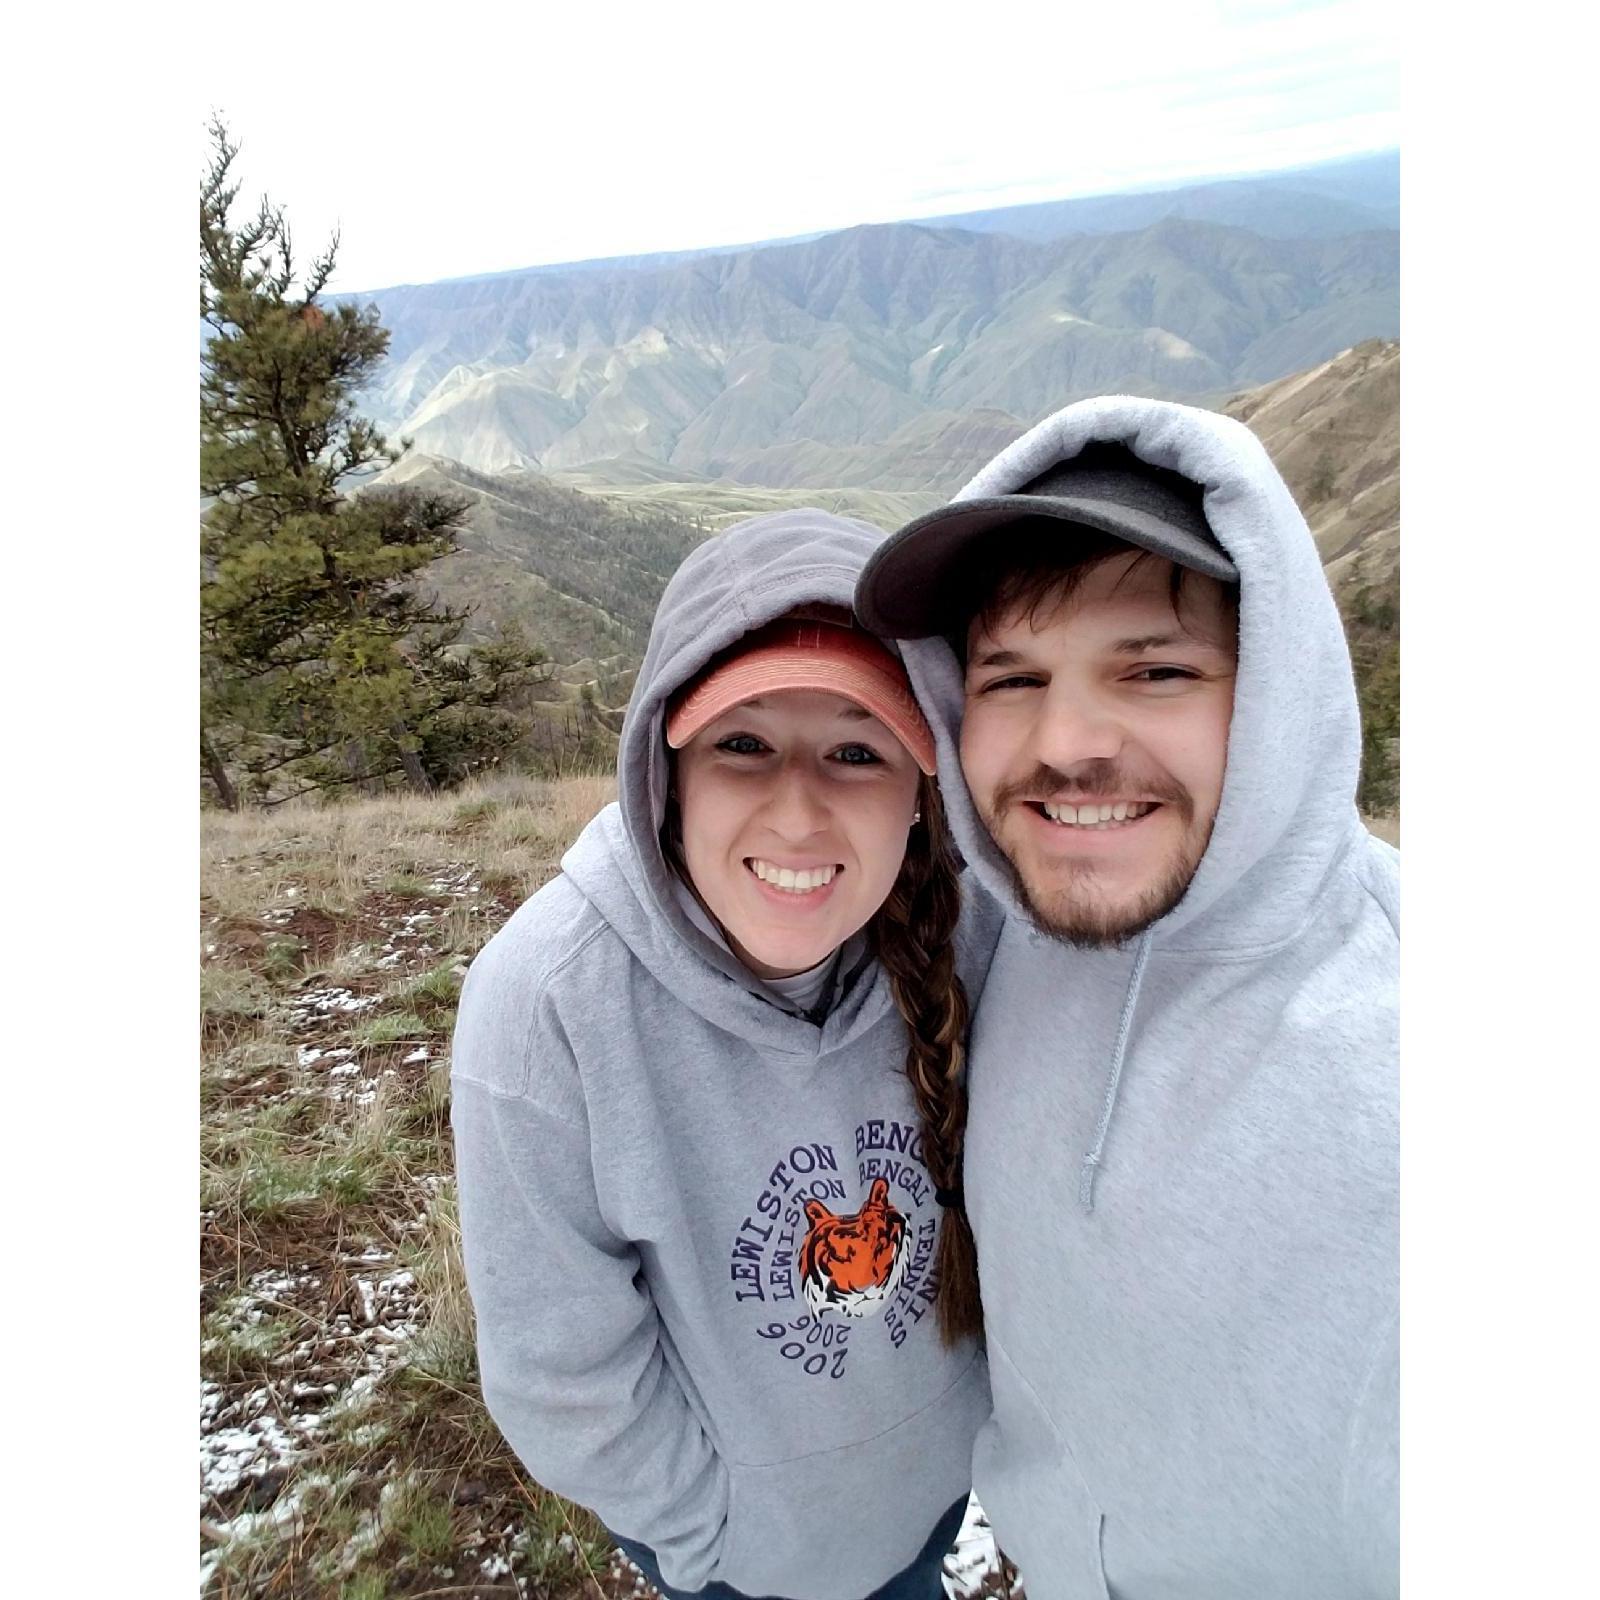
[975,674,1043,693]
[833,743,882,766]
[715,733,768,755]
[1131,666,1200,683]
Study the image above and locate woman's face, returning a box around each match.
[673,689,922,979]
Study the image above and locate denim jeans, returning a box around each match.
[608,1492,970,1600]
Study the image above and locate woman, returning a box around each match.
[451,508,997,1600]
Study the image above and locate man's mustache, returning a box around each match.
[990,761,1194,821]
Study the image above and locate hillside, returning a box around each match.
[358,218,1396,482]
[1225,339,1400,811]
[369,452,708,665]
[362,343,1399,803]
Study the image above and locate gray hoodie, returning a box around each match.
[887,399,1399,1599]
[451,511,999,1600]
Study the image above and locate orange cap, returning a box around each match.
[665,619,937,775]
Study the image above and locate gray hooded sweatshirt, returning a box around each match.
[889,399,1399,1599]
[451,511,998,1600]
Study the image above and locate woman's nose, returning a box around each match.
[764,762,829,839]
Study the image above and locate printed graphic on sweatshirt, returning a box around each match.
[727,1118,941,1381]
[798,1177,910,1318]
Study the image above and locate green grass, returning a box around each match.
[382,873,434,898]
[387,1478,457,1563]
[353,1010,430,1047]
[200,1307,300,1382]
[200,966,274,1029]
[451,796,501,831]
[261,934,307,981]
[391,960,463,1019]
[338,1571,389,1600]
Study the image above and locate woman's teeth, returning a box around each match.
[748,859,837,892]
[1039,800,1156,829]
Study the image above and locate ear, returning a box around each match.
[803,1198,832,1226]
[868,1177,891,1206]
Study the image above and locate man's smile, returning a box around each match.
[1032,799,1161,830]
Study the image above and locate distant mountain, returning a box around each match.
[387,340,1397,663]
[353,150,1397,291]
[362,218,1396,484]
[920,150,1398,242]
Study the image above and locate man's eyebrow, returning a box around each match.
[968,647,1027,670]
[1111,633,1223,654]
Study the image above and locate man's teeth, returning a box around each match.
[1039,801,1156,828]
[749,859,837,892]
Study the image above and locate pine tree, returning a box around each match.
[199,118,543,806]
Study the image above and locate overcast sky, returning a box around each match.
[206,0,1398,293]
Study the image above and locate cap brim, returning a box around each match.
[665,654,938,775]
[856,493,1239,639]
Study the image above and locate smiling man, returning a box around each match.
[856,401,1399,1600]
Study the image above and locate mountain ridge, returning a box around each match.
[365,217,1396,483]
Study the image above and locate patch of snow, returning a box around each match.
[402,1047,430,1064]
[199,1383,310,1502]
[290,987,379,1030]
[943,1494,1005,1600]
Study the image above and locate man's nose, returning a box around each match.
[1031,687,1127,770]
[764,761,829,839]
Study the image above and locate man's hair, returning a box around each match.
[950,517,1239,661]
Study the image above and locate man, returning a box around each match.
[855,398,1398,1599]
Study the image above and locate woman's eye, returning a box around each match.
[833,744,882,766]
[715,733,768,755]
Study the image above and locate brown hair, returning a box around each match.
[868,773,982,1345]
[954,517,1239,660]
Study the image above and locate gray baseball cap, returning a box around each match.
[856,441,1239,639]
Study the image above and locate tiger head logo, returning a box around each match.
[797,1177,910,1319]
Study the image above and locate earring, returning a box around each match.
[911,811,922,825]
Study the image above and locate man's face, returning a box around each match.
[959,552,1237,948]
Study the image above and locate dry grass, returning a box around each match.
[1365,813,1400,847]
[199,771,646,1600]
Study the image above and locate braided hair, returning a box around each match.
[868,773,982,1345]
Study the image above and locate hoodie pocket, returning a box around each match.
[975,1334,1108,1600]
[713,1354,988,1600]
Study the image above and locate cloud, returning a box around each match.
[206,0,1398,291]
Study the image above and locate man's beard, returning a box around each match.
[979,760,1212,951]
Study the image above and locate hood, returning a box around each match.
[564,509,904,1052]
[895,395,1365,956]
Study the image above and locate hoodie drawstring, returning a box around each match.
[1078,931,1153,1212]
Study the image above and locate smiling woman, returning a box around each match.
[664,619,932,981]
[449,510,1001,1600]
